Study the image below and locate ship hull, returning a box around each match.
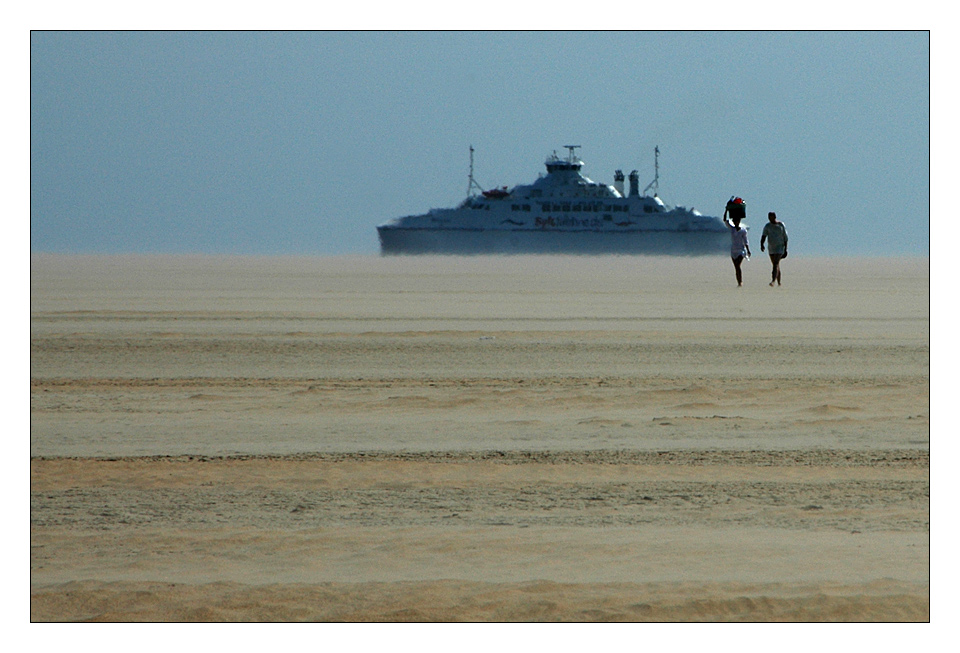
[378,227,729,256]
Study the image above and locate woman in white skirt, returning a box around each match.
[723,197,751,287]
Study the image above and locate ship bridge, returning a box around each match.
[527,145,620,199]
[544,144,584,173]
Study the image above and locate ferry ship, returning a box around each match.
[377,146,729,255]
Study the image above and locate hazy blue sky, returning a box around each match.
[30,31,929,256]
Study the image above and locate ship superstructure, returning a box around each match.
[377,146,729,255]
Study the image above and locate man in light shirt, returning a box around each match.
[760,212,789,287]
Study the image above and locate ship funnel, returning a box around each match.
[628,170,640,197]
[613,170,625,197]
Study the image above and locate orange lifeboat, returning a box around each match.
[482,186,510,199]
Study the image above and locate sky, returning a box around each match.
[30,30,930,256]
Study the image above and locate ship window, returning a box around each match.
[562,205,570,212]
[512,205,519,211]
[542,203,550,212]
[573,204,581,211]
[644,205,654,213]
[604,215,613,221]
[523,204,531,211]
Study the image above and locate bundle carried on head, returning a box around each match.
[726,196,746,221]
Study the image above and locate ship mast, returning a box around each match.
[466,145,485,197]
[643,145,660,197]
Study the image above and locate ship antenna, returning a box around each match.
[467,145,485,197]
[563,144,581,162]
[643,145,660,197]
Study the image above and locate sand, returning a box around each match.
[30,254,929,622]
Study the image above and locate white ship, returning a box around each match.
[377,145,729,255]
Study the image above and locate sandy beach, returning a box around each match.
[30,254,929,621]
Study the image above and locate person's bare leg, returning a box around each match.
[733,256,743,286]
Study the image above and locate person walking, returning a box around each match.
[723,197,750,286]
[760,211,788,286]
